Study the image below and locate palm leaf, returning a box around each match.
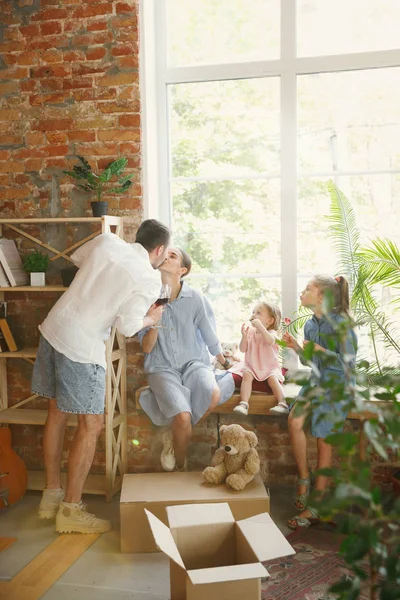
[359,238,400,289]
[326,180,360,288]
[283,306,313,336]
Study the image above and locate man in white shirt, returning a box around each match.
[32,219,170,534]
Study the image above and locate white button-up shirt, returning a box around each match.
[39,233,161,369]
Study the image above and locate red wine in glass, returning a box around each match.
[155,297,169,306]
[153,284,171,327]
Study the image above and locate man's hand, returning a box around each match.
[146,303,164,327]
[303,340,325,352]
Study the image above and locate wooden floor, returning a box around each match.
[0,537,16,553]
[0,534,99,600]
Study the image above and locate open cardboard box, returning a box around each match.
[120,472,270,553]
[145,502,295,600]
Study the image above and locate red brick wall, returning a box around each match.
[0,0,141,217]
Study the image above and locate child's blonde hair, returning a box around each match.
[312,274,350,316]
[259,302,282,331]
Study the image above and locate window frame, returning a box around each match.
[140,0,400,320]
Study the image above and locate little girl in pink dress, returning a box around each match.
[231,302,289,416]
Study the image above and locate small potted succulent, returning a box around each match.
[23,250,50,287]
[63,155,133,217]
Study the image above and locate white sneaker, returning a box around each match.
[175,458,188,472]
[270,402,290,414]
[233,402,249,416]
[161,432,176,471]
[56,501,111,534]
[38,487,64,519]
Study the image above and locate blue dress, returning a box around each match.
[293,312,357,438]
[137,282,235,425]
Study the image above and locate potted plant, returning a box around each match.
[23,250,50,287]
[63,155,133,217]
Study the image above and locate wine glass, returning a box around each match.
[153,283,171,328]
[155,283,171,307]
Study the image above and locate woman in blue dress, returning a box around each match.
[137,247,234,472]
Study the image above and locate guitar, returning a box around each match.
[0,426,28,509]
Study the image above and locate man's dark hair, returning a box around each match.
[135,219,171,252]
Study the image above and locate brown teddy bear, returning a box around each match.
[202,424,260,491]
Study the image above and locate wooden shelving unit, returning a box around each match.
[0,216,127,501]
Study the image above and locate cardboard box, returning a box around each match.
[146,502,295,600]
[120,471,270,553]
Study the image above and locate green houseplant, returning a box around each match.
[23,250,50,287]
[64,155,133,217]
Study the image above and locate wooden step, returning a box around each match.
[0,348,38,359]
[0,347,123,362]
[27,470,121,496]
[0,408,77,426]
[0,408,124,427]
[0,286,67,292]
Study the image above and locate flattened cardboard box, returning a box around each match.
[120,471,270,553]
[146,502,295,600]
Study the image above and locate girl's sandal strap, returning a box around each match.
[238,402,249,408]
[296,476,311,486]
[287,515,311,529]
[307,506,319,519]
[287,508,320,530]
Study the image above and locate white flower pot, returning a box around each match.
[30,272,45,287]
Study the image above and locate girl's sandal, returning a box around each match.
[287,506,320,530]
[293,471,314,511]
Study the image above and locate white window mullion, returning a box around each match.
[280,0,298,320]
[154,0,171,225]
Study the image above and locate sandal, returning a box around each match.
[287,506,320,530]
[293,471,314,511]
[233,402,249,416]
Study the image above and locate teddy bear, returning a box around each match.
[213,341,240,370]
[202,424,260,491]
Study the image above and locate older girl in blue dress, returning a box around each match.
[283,275,357,528]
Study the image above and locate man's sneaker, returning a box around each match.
[56,501,111,534]
[38,487,64,519]
[161,432,176,471]
[270,402,290,414]
[233,402,249,416]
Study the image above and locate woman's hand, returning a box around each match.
[303,340,325,352]
[146,303,164,327]
[216,353,232,369]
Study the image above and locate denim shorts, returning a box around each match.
[31,336,106,414]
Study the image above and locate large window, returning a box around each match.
[141,0,400,352]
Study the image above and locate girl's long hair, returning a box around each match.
[313,274,351,317]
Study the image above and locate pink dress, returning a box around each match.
[229,327,284,383]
